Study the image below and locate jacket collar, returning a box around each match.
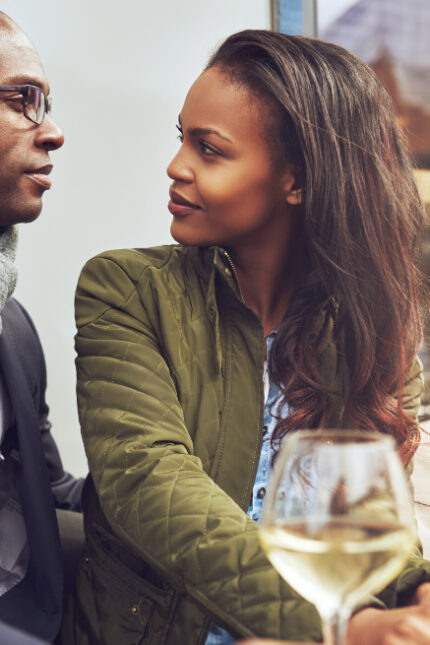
[203,246,339,353]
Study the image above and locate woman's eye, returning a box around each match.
[198,140,220,157]
[176,124,183,143]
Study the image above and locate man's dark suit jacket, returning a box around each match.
[0,299,83,642]
[0,620,47,644]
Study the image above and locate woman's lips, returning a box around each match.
[168,190,201,216]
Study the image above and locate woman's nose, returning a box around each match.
[166,147,193,183]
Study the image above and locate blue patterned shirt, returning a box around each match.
[205,334,286,644]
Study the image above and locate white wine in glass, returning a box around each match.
[260,430,417,645]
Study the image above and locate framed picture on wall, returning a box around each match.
[319,2,430,408]
[273,1,430,172]
[270,0,318,37]
[319,0,430,172]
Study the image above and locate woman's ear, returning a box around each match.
[283,167,303,205]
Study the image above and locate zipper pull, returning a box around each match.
[222,250,245,303]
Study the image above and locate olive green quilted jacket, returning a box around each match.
[61,245,429,645]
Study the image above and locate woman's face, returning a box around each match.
[167,66,298,251]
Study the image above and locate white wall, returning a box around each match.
[2,0,270,476]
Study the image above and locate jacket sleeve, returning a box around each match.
[384,355,430,606]
[76,256,430,639]
[402,355,424,421]
[75,255,323,641]
[39,403,84,512]
[16,300,85,512]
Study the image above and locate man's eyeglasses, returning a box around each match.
[0,84,52,125]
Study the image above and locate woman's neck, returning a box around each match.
[226,231,304,338]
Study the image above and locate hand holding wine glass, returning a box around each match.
[238,584,430,644]
[259,430,418,645]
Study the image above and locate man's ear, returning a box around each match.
[283,167,303,206]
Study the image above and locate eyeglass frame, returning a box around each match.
[0,83,52,125]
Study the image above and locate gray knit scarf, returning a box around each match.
[0,226,18,332]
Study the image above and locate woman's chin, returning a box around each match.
[170,222,207,247]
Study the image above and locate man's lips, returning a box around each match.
[168,189,201,216]
[24,164,53,190]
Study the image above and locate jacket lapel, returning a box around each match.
[0,315,62,615]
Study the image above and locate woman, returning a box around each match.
[61,31,430,644]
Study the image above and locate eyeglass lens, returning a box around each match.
[25,86,50,124]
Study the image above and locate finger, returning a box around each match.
[382,614,430,643]
[238,641,313,644]
[415,583,430,607]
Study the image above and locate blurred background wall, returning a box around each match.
[2,0,270,476]
[3,0,430,479]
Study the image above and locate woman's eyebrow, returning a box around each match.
[178,114,232,143]
[188,127,232,143]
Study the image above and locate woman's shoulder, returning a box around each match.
[79,244,214,282]
[75,245,217,328]
[76,244,216,307]
[84,244,183,272]
[83,244,212,274]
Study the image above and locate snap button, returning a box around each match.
[84,556,89,564]
[130,605,138,615]
[257,487,266,499]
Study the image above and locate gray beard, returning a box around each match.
[0,226,18,332]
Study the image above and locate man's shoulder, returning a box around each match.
[0,298,44,392]
[3,297,30,322]
[1,298,38,341]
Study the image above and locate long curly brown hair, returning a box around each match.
[208,30,426,463]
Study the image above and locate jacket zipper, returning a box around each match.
[211,249,245,486]
[222,250,245,304]
[214,249,266,512]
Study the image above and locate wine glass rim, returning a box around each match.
[284,429,395,446]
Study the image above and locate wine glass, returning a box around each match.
[260,429,417,645]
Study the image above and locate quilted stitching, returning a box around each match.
[73,246,428,643]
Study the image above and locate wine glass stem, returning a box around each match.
[321,610,349,645]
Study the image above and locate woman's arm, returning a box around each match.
[239,584,430,644]
[75,252,430,640]
[75,252,322,642]
[402,356,424,420]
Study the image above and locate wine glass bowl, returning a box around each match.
[259,430,417,644]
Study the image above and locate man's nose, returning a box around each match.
[34,114,65,151]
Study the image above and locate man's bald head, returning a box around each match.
[0,11,22,33]
[0,11,64,225]
[0,12,37,57]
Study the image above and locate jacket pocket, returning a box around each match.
[70,539,177,645]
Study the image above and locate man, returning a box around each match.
[0,12,83,643]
